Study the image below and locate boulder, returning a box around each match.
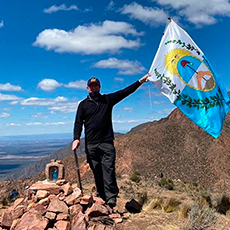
[36,190,49,200]
[85,203,108,217]
[14,211,48,230]
[71,211,87,230]
[47,199,68,214]
[64,189,81,205]
[69,204,83,216]
[0,212,13,228]
[125,199,142,213]
[61,183,73,196]
[54,220,70,230]
[45,212,56,220]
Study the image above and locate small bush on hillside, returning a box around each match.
[215,194,230,215]
[158,178,175,190]
[184,203,217,230]
[179,202,192,218]
[143,196,164,212]
[130,171,141,183]
[162,197,181,213]
[138,191,148,205]
[116,172,122,178]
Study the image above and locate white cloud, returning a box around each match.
[0,112,10,118]
[26,122,65,126]
[121,2,167,26]
[155,108,174,114]
[153,101,165,105]
[21,96,68,106]
[7,123,21,127]
[38,79,62,91]
[48,102,79,113]
[0,93,21,101]
[94,58,146,75]
[31,113,48,118]
[33,20,143,55]
[0,83,22,91]
[9,101,19,105]
[123,107,133,112]
[44,4,79,14]
[153,0,230,25]
[106,1,115,11]
[0,21,4,28]
[64,80,87,89]
[112,119,149,123]
[114,77,124,83]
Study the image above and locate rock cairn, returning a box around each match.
[0,179,129,230]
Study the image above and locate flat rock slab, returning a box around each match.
[29,181,61,195]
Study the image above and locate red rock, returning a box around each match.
[48,194,57,200]
[10,219,20,230]
[12,205,24,220]
[29,182,61,195]
[56,160,63,164]
[56,213,69,221]
[0,212,13,228]
[93,197,105,205]
[36,190,49,200]
[109,213,121,219]
[32,204,47,216]
[85,203,108,217]
[13,198,24,209]
[122,213,130,219]
[47,199,68,214]
[57,193,65,201]
[56,179,67,186]
[54,220,70,230]
[64,189,81,205]
[80,195,93,206]
[69,204,83,216]
[71,211,87,230]
[61,183,73,196]
[45,212,56,220]
[88,225,96,230]
[105,205,113,214]
[27,202,36,210]
[14,211,48,230]
[114,218,123,224]
[95,225,106,230]
[38,197,50,206]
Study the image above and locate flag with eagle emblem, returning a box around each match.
[148,19,229,138]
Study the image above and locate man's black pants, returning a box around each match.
[85,141,119,202]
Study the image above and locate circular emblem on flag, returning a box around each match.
[164,48,215,91]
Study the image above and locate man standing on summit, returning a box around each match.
[72,73,150,207]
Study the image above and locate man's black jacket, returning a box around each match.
[73,80,141,144]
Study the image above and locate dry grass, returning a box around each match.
[184,203,217,230]
[178,202,192,218]
[162,197,181,213]
[143,196,164,212]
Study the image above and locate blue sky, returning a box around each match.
[0,0,229,136]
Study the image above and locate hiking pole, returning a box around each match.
[73,149,83,195]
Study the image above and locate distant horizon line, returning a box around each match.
[0,130,128,138]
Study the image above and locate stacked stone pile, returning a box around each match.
[0,179,129,230]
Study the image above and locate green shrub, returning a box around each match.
[158,178,175,190]
[130,171,141,183]
[138,191,148,205]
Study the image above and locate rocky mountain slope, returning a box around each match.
[115,107,230,190]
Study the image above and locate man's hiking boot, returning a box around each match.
[107,198,116,208]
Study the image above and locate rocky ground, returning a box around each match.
[2,169,230,230]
